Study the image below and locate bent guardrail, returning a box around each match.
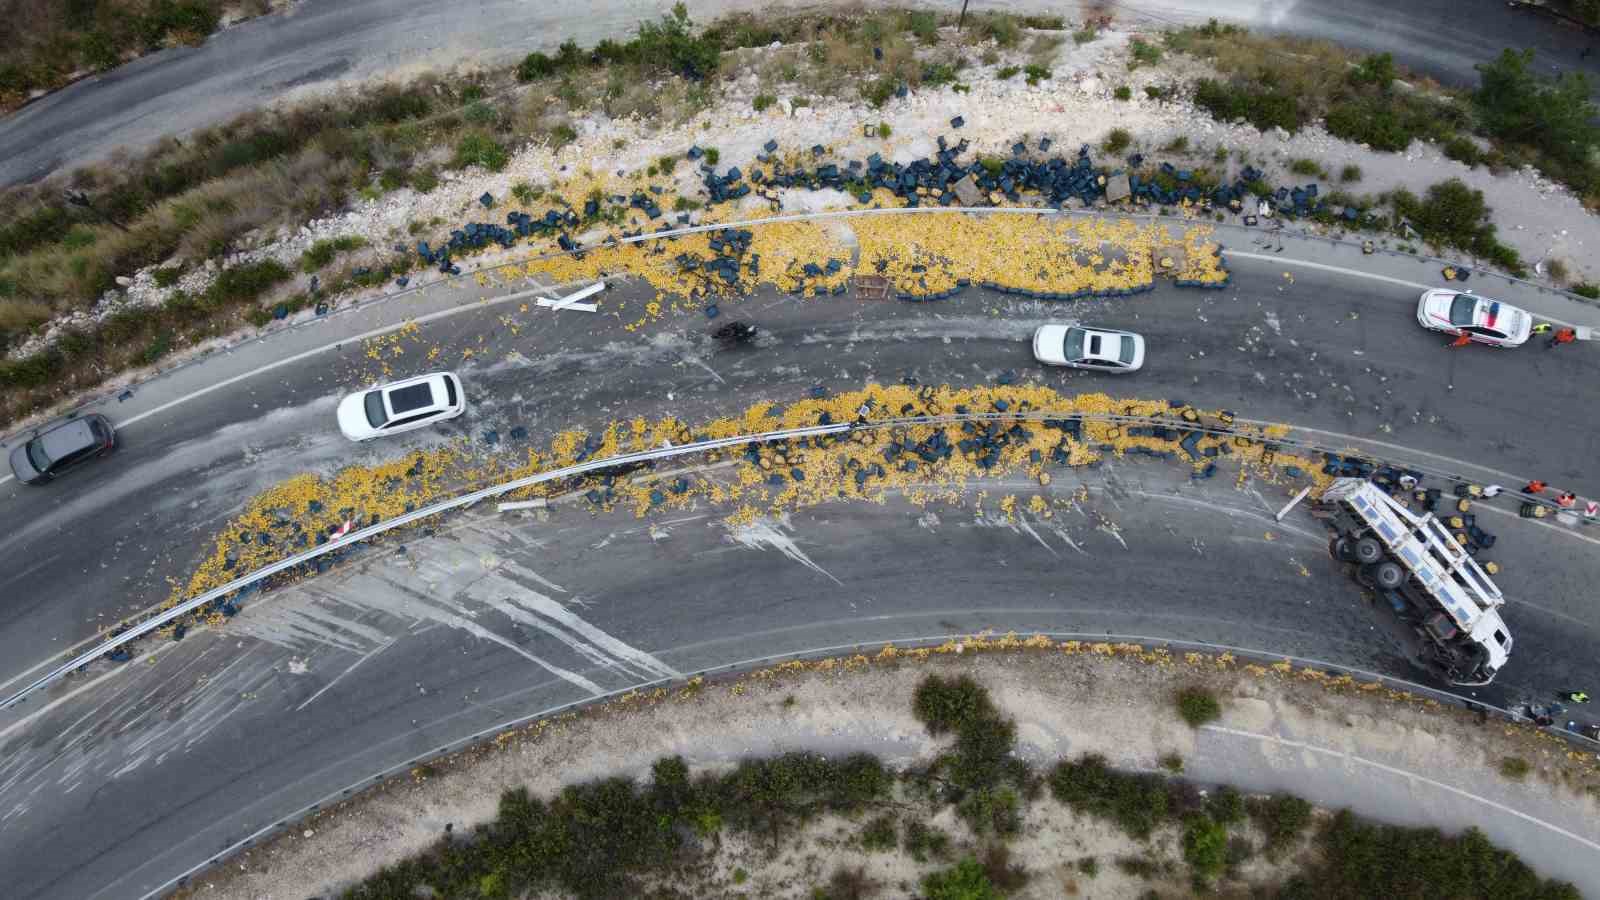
[3,406,1564,709]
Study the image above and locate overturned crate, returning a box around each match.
[854,274,891,300]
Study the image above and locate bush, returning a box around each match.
[1175,687,1221,727]
[1207,785,1245,825]
[905,9,940,44]
[1146,85,1167,100]
[1324,98,1418,152]
[410,168,439,192]
[1340,164,1363,182]
[1193,78,1303,132]
[1023,64,1051,85]
[152,265,184,287]
[1393,179,1521,273]
[1114,85,1132,101]
[299,236,367,273]
[1247,794,1313,857]
[1183,814,1228,881]
[703,147,720,166]
[1443,135,1482,166]
[1570,282,1600,299]
[923,62,959,87]
[1076,856,1098,877]
[1163,135,1189,153]
[753,93,776,112]
[1159,753,1184,773]
[877,122,891,139]
[1048,754,1169,839]
[462,101,497,125]
[551,123,578,147]
[1474,47,1599,174]
[921,858,1001,900]
[634,3,722,79]
[905,821,951,862]
[972,13,1020,48]
[206,259,289,306]
[996,65,1021,80]
[517,51,557,81]
[1498,756,1531,779]
[1104,128,1132,154]
[137,331,174,366]
[453,131,509,171]
[1351,52,1397,89]
[859,815,897,851]
[1289,157,1324,177]
[1129,39,1162,67]
[1074,27,1098,45]
[913,674,997,735]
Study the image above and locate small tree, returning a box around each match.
[1175,687,1222,727]
[922,857,1002,900]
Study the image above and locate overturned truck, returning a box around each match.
[1313,477,1512,686]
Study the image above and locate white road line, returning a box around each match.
[1205,723,1600,854]
[109,280,578,431]
[294,638,395,712]
[1224,250,1583,329]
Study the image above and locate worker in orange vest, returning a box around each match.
[1547,327,1577,348]
[1523,480,1548,494]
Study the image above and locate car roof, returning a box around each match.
[386,381,437,414]
[37,418,97,459]
[1080,328,1130,360]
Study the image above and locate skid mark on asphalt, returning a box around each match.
[725,514,843,585]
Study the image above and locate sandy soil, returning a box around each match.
[178,641,1600,899]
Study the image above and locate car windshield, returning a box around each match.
[1118,335,1136,364]
[1447,295,1477,326]
[26,440,51,472]
[1064,328,1084,360]
[363,392,387,428]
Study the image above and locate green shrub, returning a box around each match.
[905,821,951,862]
[923,62,959,87]
[299,236,367,273]
[672,196,700,211]
[753,93,776,112]
[913,674,997,735]
[861,75,898,107]
[703,147,720,166]
[1146,85,1167,100]
[1325,98,1418,152]
[137,331,174,366]
[905,9,940,44]
[0,350,64,389]
[957,786,1021,836]
[1443,135,1482,166]
[1076,856,1098,877]
[1175,687,1221,727]
[860,815,897,851]
[1159,753,1184,773]
[1104,128,1132,154]
[517,51,557,81]
[1129,39,1162,67]
[453,131,509,171]
[152,265,184,287]
[1163,135,1189,153]
[1393,178,1521,273]
[1073,26,1098,45]
[410,168,439,192]
[1289,157,1324,177]
[1351,52,1397,89]
[1183,814,1228,881]
[1247,794,1313,857]
[205,259,289,307]
[1206,785,1245,825]
[1115,856,1162,879]
[922,857,1001,900]
[1023,63,1051,85]
[877,122,891,139]
[0,206,74,259]
[462,101,497,125]
[1498,756,1531,779]
[551,123,578,147]
[973,13,1020,48]
[1193,78,1302,132]
[1048,754,1169,839]
[1114,85,1132,101]
[633,3,722,79]
[1570,282,1600,299]
[1340,164,1363,182]
[1474,47,1599,175]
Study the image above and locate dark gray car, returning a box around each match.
[8,414,116,485]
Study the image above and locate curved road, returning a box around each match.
[0,245,1598,895]
[3,0,1597,186]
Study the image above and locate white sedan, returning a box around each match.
[337,371,465,441]
[1032,324,1146,372]
[1415,289,1531,348]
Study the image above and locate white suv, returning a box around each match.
[337,372,465,441]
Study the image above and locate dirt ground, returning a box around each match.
[175,639,1600,899]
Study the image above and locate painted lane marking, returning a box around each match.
[1205,723,1600,854]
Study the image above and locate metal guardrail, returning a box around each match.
[140,629,1599,899]
[9,404,1575,710]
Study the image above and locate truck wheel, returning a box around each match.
[1355,566,1377,589]
[1330,537,1356,562]
[1354,537,1384,564]
[1373,562,1405,590]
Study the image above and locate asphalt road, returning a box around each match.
[2,0,1596,186]
[2,255,1597,691]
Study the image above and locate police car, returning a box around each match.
[1415,289,1532,348]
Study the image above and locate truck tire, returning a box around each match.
[1354,537,1384,564]
[1330,537,1356,562]
[1373,561,1405,590]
